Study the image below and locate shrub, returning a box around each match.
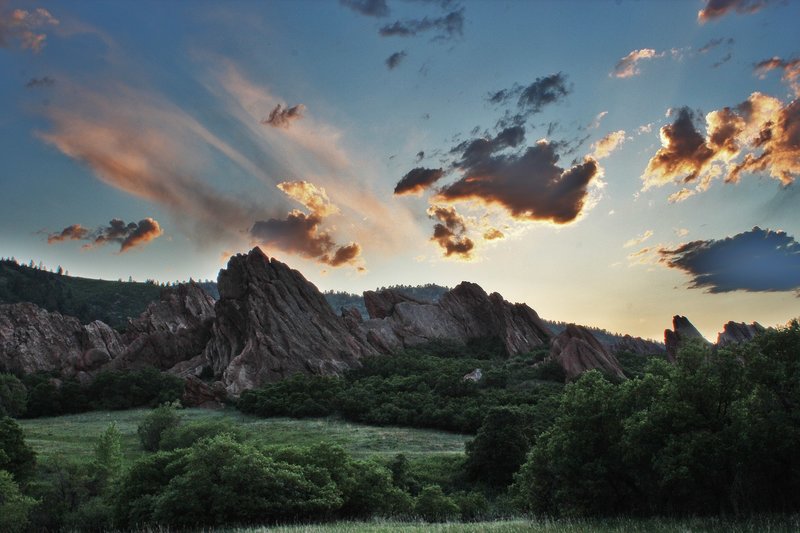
[158,419,243,451]
[0,374,27,417]
[0,469,37,533]
[137,405,181,452]
[414,484,459,522]
[0,416,36,481]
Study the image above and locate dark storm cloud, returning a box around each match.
[261,104,305,128]
[437,138,600,224]
[340,0,390,17]
[379,8,464,40]
[47,218,164,252]
[25,76,55,88]
[428,205,474,259]
[385,50,407,70]
[394,167,445,195]
[698,0,772,22]
[250,211,362,267]
[659,227,800,293]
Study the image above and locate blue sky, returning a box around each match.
[1,0,799,339]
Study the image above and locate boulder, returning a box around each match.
[716,321,765,347]
[204,248,377,395]
[549,324,626,381]
[664,315,711,361]
[182,376,227,408]
[364,289,426,319]
[463,368,482,382]
[0,303,122,376]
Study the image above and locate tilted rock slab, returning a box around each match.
[204,248,377,395]
[716,321,765,347]
[549,324,626,381]
[359,282,552,356]
[0,302,123,378]
[608,334,665,356]
[664,315,711,362]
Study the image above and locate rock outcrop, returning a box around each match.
[716,321,765,347]
[0,303,123,377]
[105,282,216,373]
[360,282,551,356]
[664,315,711,361]
[204,248,377,395]
[549,324,626,381]
[608,334,665,356]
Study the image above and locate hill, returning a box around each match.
[0,259,161,330]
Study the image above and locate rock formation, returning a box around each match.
[608,334,665,356]
[664,315,711,362]
[716,321,766,347]
[549,324,626,381]
[0,303,123,378]
[203,248,377,395]
[359,282,551,356]
[106,282,216,372]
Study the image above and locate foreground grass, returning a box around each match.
[19,408,468,464]
[238,515,800,532]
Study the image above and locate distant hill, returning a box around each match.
[323,284,451,318]
[0,259,162,330]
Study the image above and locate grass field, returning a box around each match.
[19,408,468,464]
[240,515,800,532]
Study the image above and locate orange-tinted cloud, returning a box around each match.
[642,93,800,191]
[698,0,771,23]
[261,103,305,128]
[277,180,339,217]
[754,56,800,96]
[394,167,445,195]
[591,130,627,159]
[47,218,163,252]
[47,224,89,244]
[436,139,601,224]
[0,5,58,52]
[623,229,654,248]
[612,49,661,78]
[483,228,504,241]
[428,205,474,259]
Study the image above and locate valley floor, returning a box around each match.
[18,408,468,464]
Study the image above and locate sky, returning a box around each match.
[1,0,799,341]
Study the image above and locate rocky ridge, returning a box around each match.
[549,324,626,381]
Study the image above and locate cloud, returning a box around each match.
[754,56,800,96]
[624,229,654,248]
[261,103,305,128]
[483,228,504,241]
[379,9,464,40]
[611,48,662,78]
[0,5,58,52]
[589,111,608,129]
[250,181,362,268]
[488,73,571,120]
[394,167,445,195]
[712,52,733,68]
[698,37,733,54]
[385,50,407,70]
[340,0,389,17]
[277,180,339,217]
[25,76,55,88]
[659,227,800,293]
[48,218,164,252]
[698,0,771,23]
[591,130,626,159]
[47,224,89,244]
[435,138,601,224]
[427,205,474,259]
[642,93,800,192]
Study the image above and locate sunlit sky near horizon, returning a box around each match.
[2,0,799,341]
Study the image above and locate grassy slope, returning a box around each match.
[0,260,162,329]
[19,408,468,464]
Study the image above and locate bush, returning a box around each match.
[0,374,27,417]
[137,405,181,452]
[159,419,243,451]
[414,484,459,522]
[0,416,36,481]
[453,490,490,521]
[0,469,37,532]
[89,368,184,410]
[465,406,535,487]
